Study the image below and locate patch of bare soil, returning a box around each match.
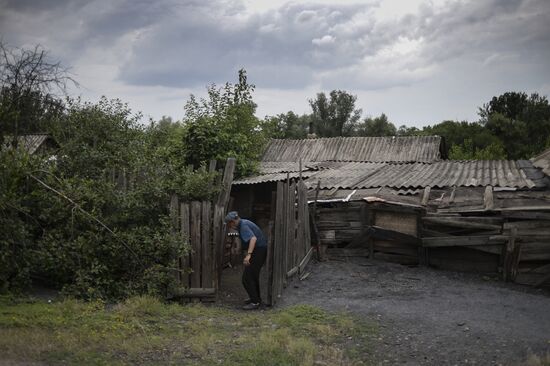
[278,257,550,366]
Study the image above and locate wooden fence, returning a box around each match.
[168,158,235,300]
[269,178,313,306]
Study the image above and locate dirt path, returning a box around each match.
[278,257,550,365]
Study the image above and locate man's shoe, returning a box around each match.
[243,298,253,304]
[242,302,260,310]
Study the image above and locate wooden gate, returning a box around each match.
[268,178,313,306]
[168,158,235,301]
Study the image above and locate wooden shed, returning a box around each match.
[231,137,550,289]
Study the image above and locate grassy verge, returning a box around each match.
[0,295,375,365]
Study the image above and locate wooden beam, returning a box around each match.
[286,266,298,278]
[299,247,314,274]
[370,226,420,245]
[422,217,501,231]
[422,235,493,247]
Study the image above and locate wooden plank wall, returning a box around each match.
[269,178,312,306]
[421,209,550,288]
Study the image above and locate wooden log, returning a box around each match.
[190,201,202,288]
[180,202,190,288]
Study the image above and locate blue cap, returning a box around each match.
[224,211,239,223]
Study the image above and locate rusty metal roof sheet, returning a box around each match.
[261,136,443,163]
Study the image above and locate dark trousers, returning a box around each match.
[242,246,267,304]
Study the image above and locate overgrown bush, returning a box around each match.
[0,97,218,299]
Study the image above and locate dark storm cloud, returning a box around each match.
[1,0,549,91]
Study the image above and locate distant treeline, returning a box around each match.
[260,90,550,160]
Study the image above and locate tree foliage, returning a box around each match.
[182,69,265,177]
[260,111,311,139]
[355,113,397,136]
[309,90,362,137]
[479,92,550,159]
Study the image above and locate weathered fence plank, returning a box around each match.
[190,201,202,288]
[201,201,212,288]
[180,202,190,288]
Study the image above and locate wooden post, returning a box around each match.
[213,204,225,294]
[421,186,431,206]
[271,181,285,305]
[311,180,323,261]
[266,220,274,306]
[217,158,236,212]
[486,185,494,210]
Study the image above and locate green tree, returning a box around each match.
[182,69,265,177]
[421,120,502,158]
[448,138,507,160]
[261,111,310,139]
[355,113,397,136]
[309,90,362,137]
[479,92,550,159]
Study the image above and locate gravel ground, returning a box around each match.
[277,257,550,366]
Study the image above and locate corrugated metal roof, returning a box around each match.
[235,160,542,189]
[259,161,321,174]
[304,161,538,189]
[532,148,550,176]
[233,171,315,185]
[261,136,442,163]
[2,134,55,154]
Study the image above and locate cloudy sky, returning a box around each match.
[1,0,549,127]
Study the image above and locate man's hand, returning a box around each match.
[243,254,251,266]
